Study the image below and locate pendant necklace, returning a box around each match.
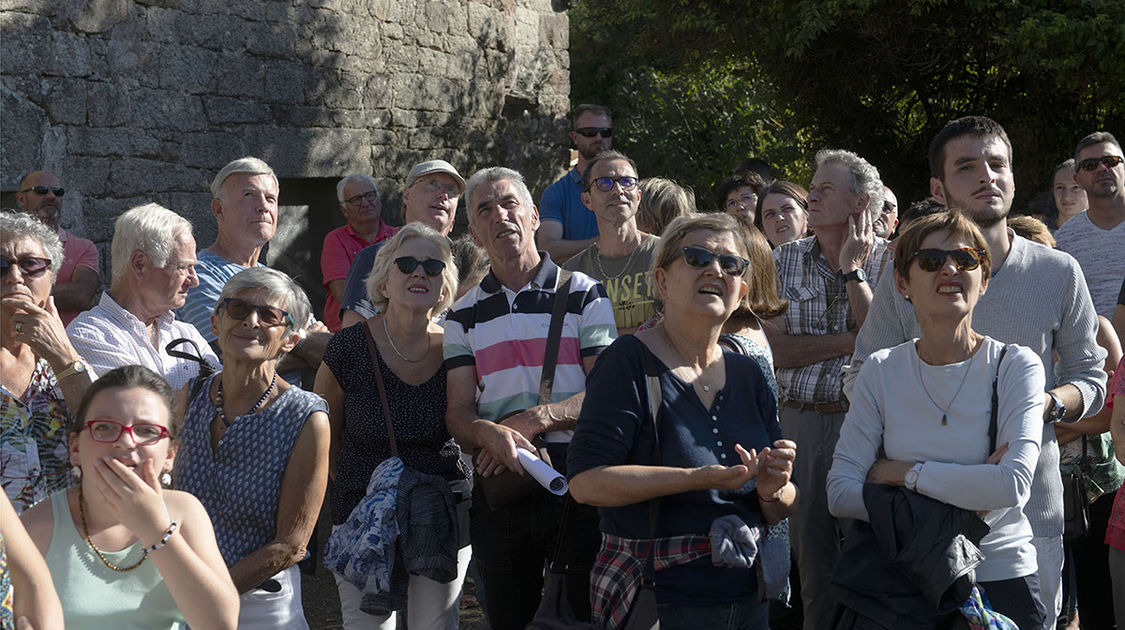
[916,347,976,426]
[593,241,640,281]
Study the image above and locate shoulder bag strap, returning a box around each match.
[363,321,399,458]
[642,346,663,581]
[538,270,574,406]
[989,343,1011,454]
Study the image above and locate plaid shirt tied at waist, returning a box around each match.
[591,533,710,630]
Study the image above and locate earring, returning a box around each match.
[903,294,911,302]
[71,465,82,481]
[161,472,173,488]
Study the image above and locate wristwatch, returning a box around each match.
[904,463,923,491]
[55,360,93,383]
[843,268,867,284]
[1045,391,1067,423]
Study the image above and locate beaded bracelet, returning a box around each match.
[143,520,180,556]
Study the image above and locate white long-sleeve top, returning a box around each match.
[828,336,1044,582]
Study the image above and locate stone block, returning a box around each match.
[0,85,47,189]
[83,196,152,242]
[164,192,213,226]
[108,157,210,197]
[203,96,271,124]
[367,0,393,21]
[44,78,88,125]
[66,0,131,34]
[0,13,51,74]
[181,132,246,168]
[255,127,371,177]
[539,11,567,49]
[47,31,94,78]
[391,73,459,113]
[245,20,296,59]
[262,60,316,104]
[105,37,158,86]
[158,45,217,93]
[214,51,265,97]
[129,88,206,131]
[66,127,161,158]
[86,81,131,127]
[59,155,114,197]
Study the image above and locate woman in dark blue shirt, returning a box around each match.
[569,213,797,630]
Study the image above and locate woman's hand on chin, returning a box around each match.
[90,457,170,545]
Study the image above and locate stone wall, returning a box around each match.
[1,0,571,266]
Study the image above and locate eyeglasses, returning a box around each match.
[574,127,613,138]
[589,176,638,192]
[909,248,985,273]
[681,245,750,276]
[0,255,51,278]
[217,297,294,327]
[419,178,460,197]
[19,185,65,197]
[725,194,757,210]
[394,256,446,277]
[85,420,171,446]
[345,191,379,207]
[1077,155,1124,172]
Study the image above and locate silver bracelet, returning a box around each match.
[143,520,179,556]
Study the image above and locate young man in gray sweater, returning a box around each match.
[844,116,1107,626]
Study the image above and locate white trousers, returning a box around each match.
[333,544,472,629]
[238,564,308,629]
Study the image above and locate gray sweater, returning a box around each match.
[843,233,1107,537]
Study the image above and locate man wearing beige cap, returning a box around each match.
[339,159,465,327]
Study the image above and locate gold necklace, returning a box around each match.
[382,316,427,363]
[78,488,146,572]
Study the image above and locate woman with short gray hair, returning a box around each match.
[174,266,329,629]
[1,211,93,514]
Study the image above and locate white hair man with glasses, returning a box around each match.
[15,170,99,325]
[563,150,658,335]
[320,173,400,331]
[537,104,614,263]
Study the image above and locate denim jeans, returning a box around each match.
[469,443,599,630]
[656,596,768,630]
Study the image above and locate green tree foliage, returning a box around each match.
[570,0,1124,210]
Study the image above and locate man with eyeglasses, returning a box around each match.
[846,117,1108,626]
[563,150,658,335]
[337,160,465,328]
[537,104,613,263]
[15,170,99,325]
[1054,131,1125,320]
[762,149,889,630]
[320,174,400,332]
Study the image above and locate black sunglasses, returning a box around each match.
[574,127,613,138]
[394,256,446,277]
[909,248,985,272]
[0,255,51,278]
[19,185,65,197]
[681,245,750,276]
[217,297,293,327]
[589,176,638,193]
[1077,155,1124,172]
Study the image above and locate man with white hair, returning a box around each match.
[320,173,399,331]
[66,203,219,389]
[762,148,889,629]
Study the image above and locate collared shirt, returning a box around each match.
[1,359,71,513]
[773,236,892,404]
[67,293,221,390]
[442,253,616,442]
[56,228,99,326]
[321,221,400,332]
[178,249,247,344]
[539,167,599,240]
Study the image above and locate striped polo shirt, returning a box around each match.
[443,253,616,443]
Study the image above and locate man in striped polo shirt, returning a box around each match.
[444,167,616,629]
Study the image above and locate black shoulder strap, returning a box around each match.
[538,269,573,406]
[989,344,1011,454]
[642,345,663,582]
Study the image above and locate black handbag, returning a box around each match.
[1062,436,1091,541]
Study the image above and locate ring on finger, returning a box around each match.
[12,322,22,333]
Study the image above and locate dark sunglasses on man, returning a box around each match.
[0,255,51,278]
[19,185,65,197]
[574,127,613,138]
[1077,155,1125,172]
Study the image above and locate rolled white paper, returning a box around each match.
[516,447,568,495]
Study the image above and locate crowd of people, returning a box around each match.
[1,108,1123,630]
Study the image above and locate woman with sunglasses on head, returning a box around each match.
[827,211,1048,628]
[314,224,470,629]
[569,213,797,630]
[20,365,238,629]
[1,211,94,515]
[173,266,329,629]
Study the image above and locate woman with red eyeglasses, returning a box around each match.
[173,266,330,629]
[19,365,238,629]
[828,211,1048,628]
[1,211,94,515]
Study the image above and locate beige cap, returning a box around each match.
[405,159,465,192]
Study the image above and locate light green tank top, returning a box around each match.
[44,491,185,629]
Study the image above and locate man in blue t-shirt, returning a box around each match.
[536,104,613,263]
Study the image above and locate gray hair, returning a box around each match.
[110,203,193,283]
[210,157,278,199]
[463,167,535,226]
[216,266,312,334]
[0,210,64,278]
[365,223,458,316]
[336,173,379,203]
[815,149,885,221]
